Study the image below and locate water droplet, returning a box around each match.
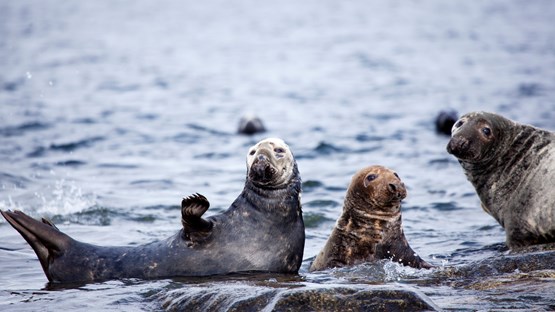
[49,81,54,86]
[26,71,32,79]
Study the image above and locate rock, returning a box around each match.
[157,282,439,311]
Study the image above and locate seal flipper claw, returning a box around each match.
[1,210,72,282]
[181,193,213,246]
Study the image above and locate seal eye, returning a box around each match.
[394,173,400,179]
[366,174,378,182]
[454,120,464,128]
[482,127,491,137]
[249,150,256,156]
[274,147,285,153]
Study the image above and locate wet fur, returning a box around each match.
[1,138,305,283]
[309,166,431,271]
[447,111,555,248]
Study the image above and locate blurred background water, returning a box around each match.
[1,0,554,310]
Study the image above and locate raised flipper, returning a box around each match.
[1,210,72,282]
[181,193,213,246]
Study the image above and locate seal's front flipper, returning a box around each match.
[181,193,213,246]
[1,210,72,282]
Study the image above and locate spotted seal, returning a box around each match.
[309,165,431,271]
[1,138,304,283]
[447,111,555,249]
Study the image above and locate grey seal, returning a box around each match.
[1,138,304,283]
[447,111,555,249]
[309,165,431,271]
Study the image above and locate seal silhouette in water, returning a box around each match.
[237,114,266,135]
[309,165,431,271]
[447,111,555,249]
[1,138,304,283]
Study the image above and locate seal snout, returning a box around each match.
[388,182,406,200]
[447,136,470,157]
[249,149,277,183]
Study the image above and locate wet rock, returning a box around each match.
[158,282,439,311]
[269,285,438,311]
[429,249,555,293]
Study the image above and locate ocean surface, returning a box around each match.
[1,0,555,310]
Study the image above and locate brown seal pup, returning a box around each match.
[309,165,431,271]
[447,111,555,249]
[1,138,304,283]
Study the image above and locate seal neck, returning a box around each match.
[341,196,402,234]
[241,168,302,219]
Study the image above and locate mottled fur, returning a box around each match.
[447,111,555,248]
[309,166,431,271]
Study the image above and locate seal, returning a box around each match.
[309,165,431,271]
[1,138,305,283]
[447,111,555,249]
[435,109,458,135]
[238,114,266,135]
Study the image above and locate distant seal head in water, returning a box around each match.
[238,114,266,135]
[1,137,305,283]
[447,111,555,249]
[435,109,458,135]
[309,165,431,271]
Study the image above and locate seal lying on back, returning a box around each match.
[309,165,431,271]
[1,138,304,283]
[447,111,555,249]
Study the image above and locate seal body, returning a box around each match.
[1,138,304,283]
[447,111,555,248]
[309,165,431,271]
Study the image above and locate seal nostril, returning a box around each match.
[389,183,397,192]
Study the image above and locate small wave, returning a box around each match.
[186,123,230,136]
[355,133,387,142]
[55,160,87,167]
[97,163,139,169]
[313,141,345,155]
[303,212,334,228]
[304,199,340,209]
[302,180,324,192]
[194,152,232,159]
[0,121,50,137]
[129,179,174,189]
[49,136,105,152]
[0,172,30,189]
[430,201,461,211]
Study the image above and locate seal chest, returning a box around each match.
[309,165,431,272]
[447,111,555,249]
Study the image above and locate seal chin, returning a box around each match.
[249,159,277,185]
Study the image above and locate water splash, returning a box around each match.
[34,179,97,216]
